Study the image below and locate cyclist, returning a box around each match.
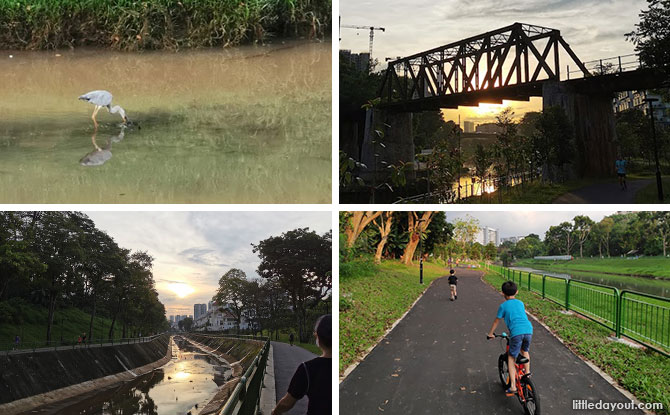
[448,269,458,301]
[487,281,533,396]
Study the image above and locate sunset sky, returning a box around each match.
[86,211,331,318]
[340,0,647,123]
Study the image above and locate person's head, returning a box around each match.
[502,281,518,298]
[314,314,331,351]
[450,269,455,275]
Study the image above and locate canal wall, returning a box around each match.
[0,334,171,414]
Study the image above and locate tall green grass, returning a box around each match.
[0,0,331,50]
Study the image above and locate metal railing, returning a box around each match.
[1,332,168,356]
[567,54,640,79]
[218,338,271,415]
[484,264,670,356]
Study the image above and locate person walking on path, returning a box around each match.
[616,156,628,190]
[487,281,533,396]
[13,335,20,350]
[273,315,332,415]
[448,269,458,301]
[289,332,295,346]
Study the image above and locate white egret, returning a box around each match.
[78,90,128,128]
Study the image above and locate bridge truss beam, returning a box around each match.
[379,23,591,110]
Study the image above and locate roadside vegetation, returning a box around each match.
[0,0,331,50]
[515,256,670,279]
[0,303,131,348]
[339,257,446,374]
[0,212,168,349]
[482,268,670,414]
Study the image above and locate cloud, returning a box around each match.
[85,211,331,318]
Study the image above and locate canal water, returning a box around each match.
[0,41,331,203]
[510,266,670,299]
[37,336,232,415]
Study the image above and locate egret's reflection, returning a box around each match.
[79,126,126,167]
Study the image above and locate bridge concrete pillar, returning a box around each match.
[542,81,617,177]
[361,109,415,180]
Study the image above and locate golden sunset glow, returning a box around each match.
[167,282,195,298]
[441,97,543,125]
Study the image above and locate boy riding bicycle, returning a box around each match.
[487,281,533,396]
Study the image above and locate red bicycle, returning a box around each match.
[489,332,540,415]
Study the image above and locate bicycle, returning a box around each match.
[488,332,540,415]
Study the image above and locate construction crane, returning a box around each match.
[340,24,385,67]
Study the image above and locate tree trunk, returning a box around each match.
[374,212,393,264]
[345,211,382,247]
[46,293,56,344]
[108,295,123,340]
[88,293,96,343]
[401,212,435,265]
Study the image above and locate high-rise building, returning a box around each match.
[169,315,175,323]
[463,121,475,133]
[340,49,371,72]
[208,300,213,311]
[194,304,207,319]
[476,227,500,246]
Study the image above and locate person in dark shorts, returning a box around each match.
[289,332,295,346]
[273,315,331,415]
[448,269,458,301]
[615,156,627,190]
[487,281,533,396]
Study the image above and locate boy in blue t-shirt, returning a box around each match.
[487,281,533,395]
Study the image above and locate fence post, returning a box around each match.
[542,275,546,299]
[614,288,621,338]
[565,279,571,310]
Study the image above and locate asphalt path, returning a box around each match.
[272,341,317,414]
[340,268,642,415]
[553,179,652,204]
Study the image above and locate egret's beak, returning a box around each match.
[123,117,128,124]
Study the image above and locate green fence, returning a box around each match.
[219,337,271,415]
[485,264,670,357]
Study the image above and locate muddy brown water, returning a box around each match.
[0,41,331,203]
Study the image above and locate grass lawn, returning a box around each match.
[339,258,448,374]
[261,330,320,355]
[0,304,130,350]
[515,257,670,279]
[483,268,670,414]
[635,178,670,203]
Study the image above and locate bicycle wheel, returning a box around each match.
[497,354,510,388]
[520,376,540,415]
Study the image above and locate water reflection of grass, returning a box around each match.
[0,0,331,50]
[0,96,331,203]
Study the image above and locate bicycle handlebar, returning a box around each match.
[487,332,508,340]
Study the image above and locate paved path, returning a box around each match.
[272,341,317,415]
[340,269,642,415]
[553,179,651,203]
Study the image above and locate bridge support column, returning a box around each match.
[361,109,415,181]
[542,81,617,177]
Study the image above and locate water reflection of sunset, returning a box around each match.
[441,97,542,125]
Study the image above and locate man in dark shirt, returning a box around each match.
[448,269,458,301]
[273,315,331,415]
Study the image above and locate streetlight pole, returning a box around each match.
[645,97,663,201]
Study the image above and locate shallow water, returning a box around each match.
[0,41,331,203]
[40,336,231,414]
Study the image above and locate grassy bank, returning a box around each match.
[339,258,448,374]
[0,303,132,350]
[0,0,331,50]
[515,257,670,279]
[483,269,670,414]
[635,178,670,203]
